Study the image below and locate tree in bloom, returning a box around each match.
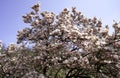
[0,2,120,78]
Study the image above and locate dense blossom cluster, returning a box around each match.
[0,2,120,78]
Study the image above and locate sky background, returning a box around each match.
[0,0,120,45]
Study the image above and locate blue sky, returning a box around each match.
[0,0,120,44]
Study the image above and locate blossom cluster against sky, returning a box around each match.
[0,0,120,44]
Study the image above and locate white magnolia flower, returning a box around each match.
[116,33,120,36]
[50,29,60,35]
[11,57,17,61]
[63,60,69,64]
[39,74,45,78]
[35,19,39,24]
[85,36,91,39]
[73,57,77,60]
[8,43,18,53]
[104,60,112,64]
[61,24,67,29]
[95,41,101,46]
[117,24,120,28]
[90,35,98,42]
[99,27,108,34]
[95,38,106,49]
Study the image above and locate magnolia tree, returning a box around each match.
[0,2,120,78]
